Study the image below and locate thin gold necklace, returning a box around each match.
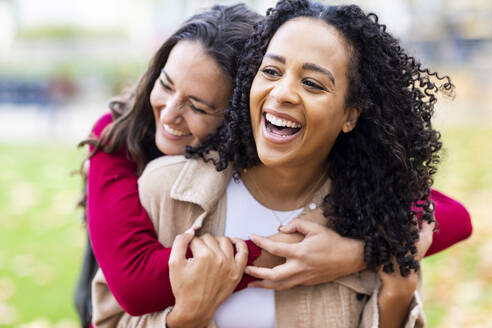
[243,169,326,231]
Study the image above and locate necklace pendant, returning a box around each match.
[277,224,283,232]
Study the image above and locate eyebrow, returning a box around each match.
[161,69,174,85]
[302,63,335,86]
[161,69,217,110]
[189,95,216,110]
[265,53,286,64]
[264,53,335,86]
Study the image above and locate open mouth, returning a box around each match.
[264,112,302,137]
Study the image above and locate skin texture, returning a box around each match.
[166,231,248,327]
[246,217,365,290]
[151,40,232,155]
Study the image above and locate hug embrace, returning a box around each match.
[77,0,472,327]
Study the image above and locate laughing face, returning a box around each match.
[150,40,232,155]
[249,17,359,169]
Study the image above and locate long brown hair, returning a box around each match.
[79,4,262,174]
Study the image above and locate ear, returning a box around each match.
[342,107,360,133]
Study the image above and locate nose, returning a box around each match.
[269,75,300,105]
[160,95,184,124]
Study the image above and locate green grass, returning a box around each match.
[0,144,85,327]
[423,125,492,328]
[0,125,490,327]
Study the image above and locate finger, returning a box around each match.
[421,220,435,234]
[217,236,234,260]
[231,238,248,269]
[200,233,225,257]
[189,236,209,258]
[279,218,321,236]
[249,234,297,258]
[169,231,195,265]
[244,261,300,281]
[417,221,435,260]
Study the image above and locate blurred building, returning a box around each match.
[0,0,490,142]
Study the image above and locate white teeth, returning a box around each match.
[265,113,301,128]
[163,124,190,137]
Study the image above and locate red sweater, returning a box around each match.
[87,113,471,316]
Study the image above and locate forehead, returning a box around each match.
[163,40,231,101]
[265,17,350,73]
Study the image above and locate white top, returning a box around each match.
[214,178,303,328]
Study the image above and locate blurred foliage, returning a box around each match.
[0,58,146,97]
[17,26,125,40]
[422,125,492,328]
[0,125,490,327]
[0,144,84,328]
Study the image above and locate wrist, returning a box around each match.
[344,238,366,273]
[166,305,207,328]
[379,283,416,302]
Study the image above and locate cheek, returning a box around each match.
[190,116,223,139]
[149,84,161,109]
[249,75,264,110]
[249,77,267,127]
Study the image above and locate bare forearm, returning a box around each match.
[378,288,415,328]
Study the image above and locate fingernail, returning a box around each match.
[279,224,289,232]
[185,227,195,235]
[249,233,258,239]
[244,266,252,274]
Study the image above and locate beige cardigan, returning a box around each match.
[92,155,426,327]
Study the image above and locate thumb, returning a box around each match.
[170,228,195,263]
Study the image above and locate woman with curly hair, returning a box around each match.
[89,1,471,327]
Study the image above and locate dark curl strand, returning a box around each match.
[188,0,455,276]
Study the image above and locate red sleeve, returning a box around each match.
[87,113,261,315]
[424,189,472,257]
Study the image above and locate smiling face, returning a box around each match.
[249,17,359,169]
[150,40,232,155]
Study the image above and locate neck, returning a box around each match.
[242,162,327,211]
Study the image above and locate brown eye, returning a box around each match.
[302,79,325,91]
[262,67,280,77]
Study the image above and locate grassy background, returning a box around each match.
[0,125,491,327]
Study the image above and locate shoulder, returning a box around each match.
[138,155,188,198]
[92,112,113,138]
[141,155,188,181]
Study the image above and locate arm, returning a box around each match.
[245,190,472,290]
[426,189,472,256]
[87,114,262,315]
[375,221,433,328]
[115,232,248,328]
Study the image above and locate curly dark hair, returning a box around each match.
[78,3,262,174]
[188,0,455,276]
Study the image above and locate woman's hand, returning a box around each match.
[245,217,365,290]
[377,221,434,328]
[166,231,248,328]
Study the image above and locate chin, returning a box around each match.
[155,138,185,156]
[257,149,286,168]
